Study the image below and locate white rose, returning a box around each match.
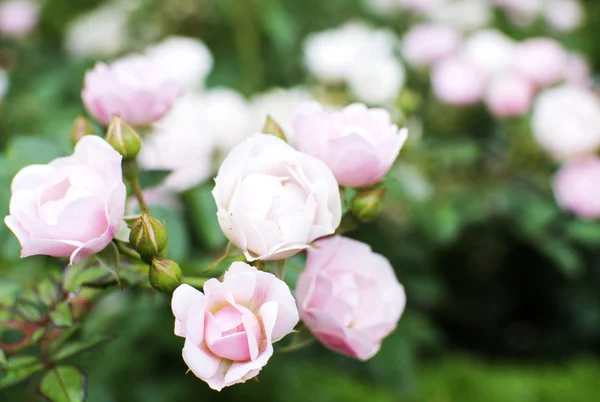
[532,85,600,161]
[461,29,516,77]
[347,55,405,105]
[146,36,213,91]
[212,134,342,261]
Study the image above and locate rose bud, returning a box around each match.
[296,236,406,360]
[553,158,600,219]
[171,262,299,390]
[149,258,182,293]
[81,54,184,127]
[212,133,341,261]
[292,102,408,188]
[4,136,126,264]
[105,116,142,160]
[70,116,96,146]
[129,210,168,262]
[352,188,386,222]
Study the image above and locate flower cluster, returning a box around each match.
[4,43,409,391]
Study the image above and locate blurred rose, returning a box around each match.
[64,2,129,58]
[554,158,600,219]
[213,134,341,261]
[498,0,543,25]
[348,55,405,105]
[563,53,591,87]
[303,22,397,84]
[461,29,515,77]
[427,0,491,31]
[431,58,486,105]
[401,0,439,12]
[0,0,37,37]
[485,73,534,117]
[401,24,461,67]
[544,0,583,32]
[4,136,125,264]
[138,94,217,192]
[292,102,407,187]
[146,36,213,91]
[82,55,184,126]
[532,85,600,160]
[172,263,299,391]
[296,236,406,360]
[511,38,567,88]
[250,87,314,143]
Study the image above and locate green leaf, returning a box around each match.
[95,242,121,289]
[183,184,227,250]
[63,264,114,292]
[39,366,86,402]
[52,335,112,363]
[138,170,171,189]
[0,356,44,389]
[277,323,315,352]
[262,115,287,142]
[49,301,73,328]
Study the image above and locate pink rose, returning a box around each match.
[553,158,600,219]
[401,24,461,67]
[171,262,299,391]
[511,38,567,88]
[485,73,535,117]
[82,55,184,126]
[296,236,406,360]
[431,58,486,105]
[292,102,408,187]
[4,136,126,264]
[0,0,38,37]
[212,133,342,261]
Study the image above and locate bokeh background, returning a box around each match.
[2,0,600,401]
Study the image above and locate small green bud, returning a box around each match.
[351,188,386,222]
[106,116,142,160]
[149,258,182,293]
[71,116,95,146]
[129,210,168,262]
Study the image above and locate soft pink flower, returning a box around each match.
[212,134,342,261]
[82,55,184,126]
[544,0,584,33]
[4,136,126,264]
[171,262,299,391]
[0,0,38,37]
[296,236,406,360]
[510,38,567,88]
[401,24,461,67]
[431,58,486,105]
[292,102,407,187]
[553,158,600,219]
[485,73,535,117]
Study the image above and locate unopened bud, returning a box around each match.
[352,188,386,222]
[106,116,142,160]
[71,116,95,146]
[129,210,168,262]
[149,258,182,293]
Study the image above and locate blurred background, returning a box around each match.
[1,0,600,401]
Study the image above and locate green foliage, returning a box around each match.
[39,366,87,402]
